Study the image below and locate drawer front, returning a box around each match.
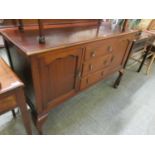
[85,38,119,60]
[0,96,17,114]
[80,69,106,90]
[82,54,112,76]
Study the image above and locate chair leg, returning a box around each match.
[12,109,16,118]
[146,54,155,75]
[137,50,148,73]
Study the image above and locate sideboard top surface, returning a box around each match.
[0,24,138,56]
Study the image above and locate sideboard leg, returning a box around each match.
[12,109,16,118]
[114,70,124,88]
[35,113,48,135]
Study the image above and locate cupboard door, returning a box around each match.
[38,47,83,109]
[110,37,130,67]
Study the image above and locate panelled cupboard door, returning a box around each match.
[37,47,83,110]
[110,37,130,67]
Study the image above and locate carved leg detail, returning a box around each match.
[114,70,124,89]
[34,113,48,135]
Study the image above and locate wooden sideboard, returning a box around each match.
[0,21,139,134]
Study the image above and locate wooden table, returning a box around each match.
[0,21,140,134]
[0,58,31,134]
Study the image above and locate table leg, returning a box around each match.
[16,88,32,135]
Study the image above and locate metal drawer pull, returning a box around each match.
[107,46,113,52]
[91,51,96,57]
[89,64,93,71]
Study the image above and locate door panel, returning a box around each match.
[110,37,130,67]
[48,56,77,100]
[38,47,83,109]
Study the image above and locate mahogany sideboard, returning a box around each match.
[0,22,139,134]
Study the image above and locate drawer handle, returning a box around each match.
[89,64,93,71]
[107,46,113,52]
[91,51,96,57]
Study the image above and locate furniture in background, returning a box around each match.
[0,19,18,48]
[127,37,155,74]
[129,31,155,74]
[0,58,31,134]
[125,20,155,74]
[137,19,153,31]
[141,31,155,75]
[0,19,139,134]
[146,44,155,75]
[126,36,150,72]
[147,20,155,30]
[130,19,155,31]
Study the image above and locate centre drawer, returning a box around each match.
[82,54,112,76]
[85,37,119,60]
